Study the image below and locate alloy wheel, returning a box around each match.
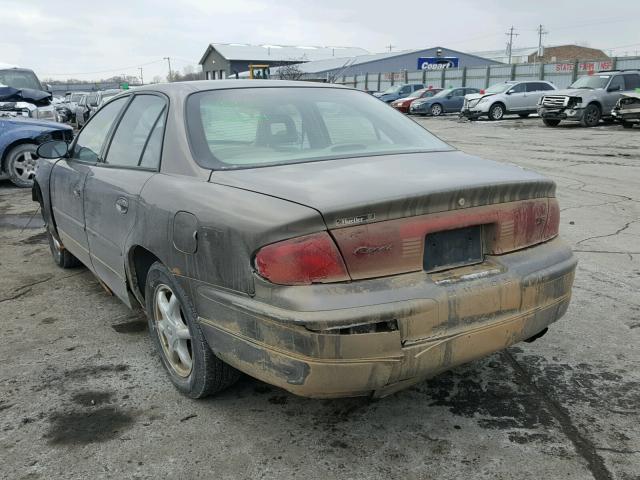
[10,148,39,183]
[153,284,193,377]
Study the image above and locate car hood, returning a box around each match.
[544,88,601,97]
[466,92,494,101]
[210,151,555,227]
[0,86,52,106]
[0,116,71,129]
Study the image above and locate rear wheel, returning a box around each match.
[543,118,561,127]
[580,104,601,127]
[488,103,505,121]
[145,262,240,398]
[430,103,443,116]
[5,143,39,188]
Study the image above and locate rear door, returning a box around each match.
[603,75,625,113]
[83,93,167,304]
[50,96,128,268]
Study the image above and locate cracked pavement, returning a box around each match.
[1,116,638,480]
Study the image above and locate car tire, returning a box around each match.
[5,143,40,188]
[518,113,530,118]
[580,104,601,127]
[145,262,240,398]
[47,228,81,268]
[488,103,505,121]
[543,118,561,127]
[430,104,443,116]
[621,121,634,129]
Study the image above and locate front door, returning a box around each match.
[444,89,466,112]
[49,160,92,267]
[84,93,167,304]
[50,95,129,267]
[506,83,528,111]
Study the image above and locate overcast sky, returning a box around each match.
[1,0,639,82]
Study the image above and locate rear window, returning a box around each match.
[186,87,452,169]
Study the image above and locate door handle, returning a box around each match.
[115,197,129,214]
[73,188,81,198]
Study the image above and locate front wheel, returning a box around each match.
[543,118,561,127]
[488,103,505,121]
[145,262,240,398]
[47,229,81,268]
[430,103,443,116]
[580,104,601,127]
[5,143,39,188]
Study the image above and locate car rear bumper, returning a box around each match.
[193,237,576,398]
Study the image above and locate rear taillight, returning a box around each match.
[254,232,350,285]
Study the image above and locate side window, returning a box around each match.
[72,97,127,162]
[451,89,464,97]
[465,88,480,95]
[608,76,624,91]
[399,86,411,95]
[104,95,166,168]
[526,83,542,92]
[509,83,526,94]
[87,93,98,106]
[412,85,422,92]
[623,74,640,90]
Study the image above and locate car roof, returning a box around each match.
[131,80,349,96]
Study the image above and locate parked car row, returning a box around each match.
[379,69,640,128]
[60,89,123,128]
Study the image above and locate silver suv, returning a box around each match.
[462,81,556,120]
[538,70,640,127]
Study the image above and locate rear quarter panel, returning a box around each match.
[130,174,326,296]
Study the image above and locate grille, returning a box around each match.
[541,96,569,108]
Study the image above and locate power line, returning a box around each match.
[43,59,165,76]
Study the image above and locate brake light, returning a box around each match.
[254,232,350,285]
[480,89,485,94]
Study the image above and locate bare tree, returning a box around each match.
[275,62,305,81]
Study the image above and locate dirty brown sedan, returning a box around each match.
[33,81,576,399]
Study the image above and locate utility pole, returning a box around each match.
[387,43,395,52]
[536,24,547,60]
[163,57,173,82]
[505,26,519,64]
[138,67,144,85]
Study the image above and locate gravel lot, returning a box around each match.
[1,115,638,480]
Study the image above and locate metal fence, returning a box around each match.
[334,57,640,91]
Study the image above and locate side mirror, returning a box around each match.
[505,90,513,95]
[37,140,69,159]
[45,83,52,93]
[607,85,621,92]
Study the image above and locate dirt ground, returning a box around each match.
[1,115,638,480]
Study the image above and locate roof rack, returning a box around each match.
[597,69,640,73]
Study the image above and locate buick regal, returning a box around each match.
[33,81,576,398]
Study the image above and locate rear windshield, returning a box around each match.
[186,87,452,169]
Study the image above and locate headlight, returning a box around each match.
[568,97,582,108]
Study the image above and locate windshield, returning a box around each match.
[186,87,452,169]
[569,75,610,89]
[0,69,43,90]
[381,85,402,94]
[485,83,513,94]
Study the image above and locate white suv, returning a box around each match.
[461,81,556,120]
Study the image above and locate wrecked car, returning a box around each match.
[0,115,72,187]
[538,70,640,127]
[34,81,577,399]
[611,91,640,128]
[462,81,556,121]
[0,66,56,121]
